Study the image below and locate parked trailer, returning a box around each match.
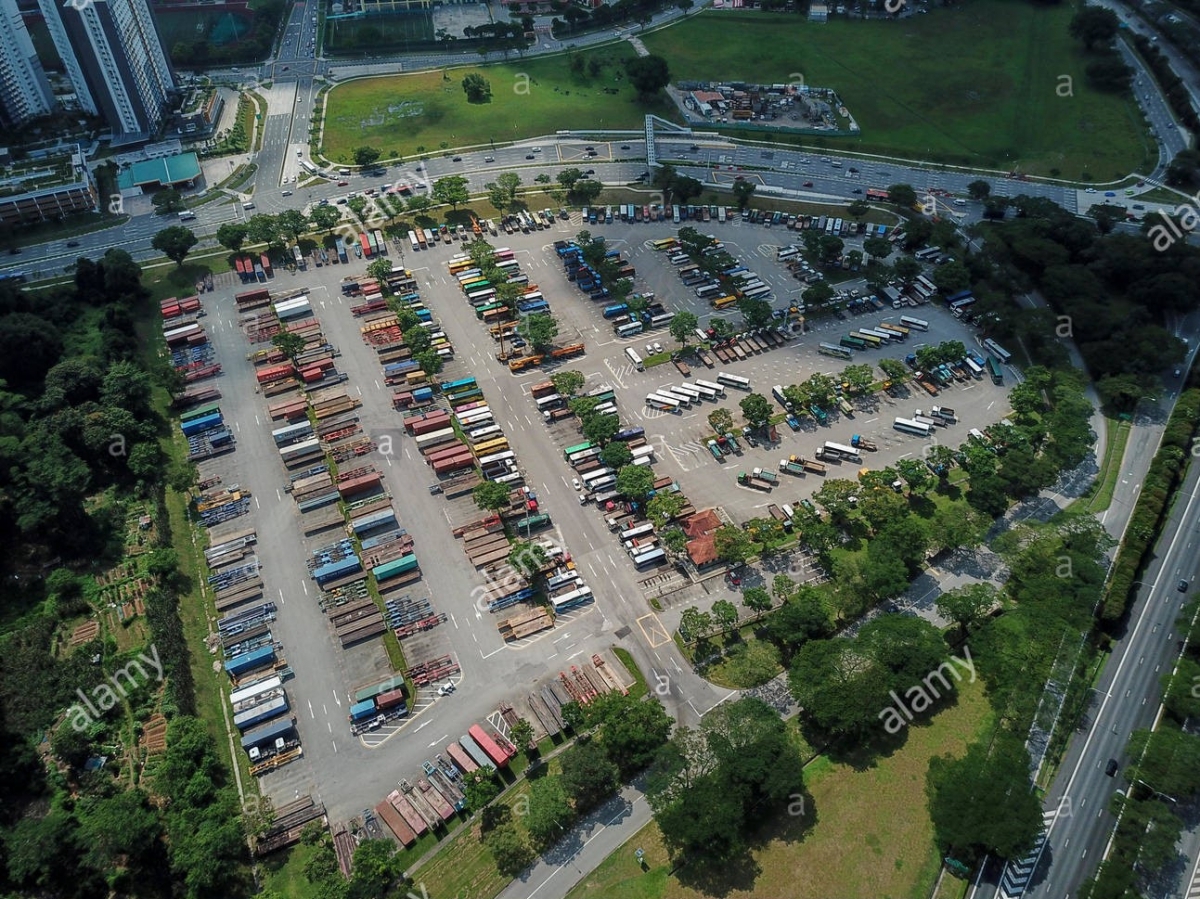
[468,724,514,766]
[457,733,493,769]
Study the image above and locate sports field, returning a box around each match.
[566,678,993,899]
[321,45,678,161]
[642,3,1150,178]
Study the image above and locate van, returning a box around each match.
[338,168,350,176]
[242,202,256,210]
[953,199,967,207]
[178,211,196,221]
[281,189,292,197]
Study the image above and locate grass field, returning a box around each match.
[321,45,677,162]
[638,3,1151,179]
[565,678,992,899]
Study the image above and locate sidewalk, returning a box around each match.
[496,778,653,899]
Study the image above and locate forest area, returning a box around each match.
[0,250,249,899]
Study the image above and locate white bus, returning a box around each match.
[619,522,655,541]
[672,383,703,401]
[860,328,894,343]
[616,321,644,338]
[894,417,932,437]
[582,467,616,485]
[535,394,564,410]
[592,402,617,416]
[983,339,1012,364]
[695,284,722,299]
[691,382,718,401]
[468,425,503,442]
[964,357,984,380]
[646,393,681,411]
[899,316,929,331]
[477,450,516,467]
[624,346,644,371]
[409,232,421,251]
[466,289,496,306]
[744,286,773,300]
[630,444,655,461]
[716,372,751,390]
[587,475,616,492]
[695,379,726,396]
[657,389,692,407]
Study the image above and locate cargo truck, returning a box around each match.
[931,405,957,422]
[751,467,779,485]
[850,434,878,452]
[707,440,725,461]
[779,458,807,476]
[737,472,773,491]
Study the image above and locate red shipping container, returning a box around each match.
[376,688,406,710]
[256,364,295,384]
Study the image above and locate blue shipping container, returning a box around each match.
[225,645,276,677]
[350,699,377,721]
[313,556,363,586]
[181,413,223,436]
[241,717,296,750]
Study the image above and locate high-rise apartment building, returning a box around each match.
[0,0,56,127]
[39,0,175,143]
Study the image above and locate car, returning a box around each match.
[437,683,456,696]
[803,181,814,188]
[282,65,289,71]
[484,156,495,162]
[66,240,80,248]
[620,144,630,150]
[653,342,663,354]
[852,188,863,194]
[428,483,442,495]
[337,180,348,186]
[572,477,582,491]
[452,156,462,161]
[297,149,303,156]
[1132,204,1145,210]
[317,198,329,205]
[1104,191,1116,197]
[1105,759,1119,777]
[735,174,744,181]
[7,247,19,255]
[585,146,594,151]
[1179,580,1190,593]
[1085,187,1096,193]
[645,344,655,355]
[848,167,858,173]
[584,169,595,175]
[689,144,699,151]
[525,154,535,160]
[1175,369,1182,378]
[532,146,542,153]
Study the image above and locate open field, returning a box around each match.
[565,678,992,899]
[642,3,1151,179]
[321,45,677,162]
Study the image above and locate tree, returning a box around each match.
[473,480,510,512]
[525,776,574,848]
[366,258,393,282]
[669,310,699,346]
[465,767,501,811]
[487,172,521,212]
[277,208,310,243]
[508,540,549,577]
[893,254,922,282]
[847,199,870,220]
[461,72,493,103]
[932,260,971,295]
[414,349,443,376]
[549,370,584,396]
[432,175,471,210]
[739,393,773,429]
[247,213,282,249]
[708,407,733,435]
[151,188,186,214]
[732,179,756,211]
[936,583,997,638]
[711,598,739,632]
[1069,6,1119,50]
[713,525,754,565]
[271,331,306,363]
[353,146,381,167]
[599,442,633,469]
[151,225,198,266]
[646,491,686,528]
[738,297,774,330]
[680,607,714,641]
[560,741,620,813]
[886,183,918,210]
[571,179,603,204]
[624,55,670,99]
[347,194,369,223]
[742,586,773,614]
[407,194,433,216]
[216,222,249,252]
[309,203,343,234]
[672,175,703,204]
[519,312,558,350]
[509,718,535,753]
[967,180,991,201]
[863,236,892,261]
[927,731,1043,863]
[1085,55,1133,93]
[485,822,535,877]
[616,464,656,501]
[581,412,619,445]
[348,839,404,899]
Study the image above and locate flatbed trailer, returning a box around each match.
[374,798,418,847]
[387,790,428,836]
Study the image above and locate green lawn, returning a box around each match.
[566,678,992,899]
[321,45,677,162]
[641,4,1150,179]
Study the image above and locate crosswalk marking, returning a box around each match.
[998,809,1059,899]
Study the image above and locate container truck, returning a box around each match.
[850,434,878,452]
[931,405,957,422]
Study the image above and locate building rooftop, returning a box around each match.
[117,152,201,190]
[682,509,721,539]
[0,148,86,199]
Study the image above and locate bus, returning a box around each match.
[455,268,483,282]
[900,316,929,331]
[878,323,909,339]
[552,586,594,614]
[850,331,882,348]
[673,384,703,401]
[672,205,681,224]
[495,259,521,273]
[468,425,503,442]
[658,388,691,407]
[440,377,477,393]
[860,328,894,344]
[950,297,976,315]
[964,357,984,380]
[645,393,680,412]
[633,547,666,569]
[448,260,473,275]
[987,356,1004,385]
[841,335,867,350]
[535,394,564,411]
[477,450,515,467]
[823,441,862,463]
[983,339,1012,364]
[616,321,644,338]
[652,238,679,251]
[466,289,497,306]
[866,188,890,201]
[691,382,718,401]
[695,379,726,397]
[619,522,655,542]
[563,442,595,462]
[695,284,722,299]
[819,342,854,360]
[625,347,644,371]
[409,232,421,252]
[493,249,515,262]
[712,295,738,309]
[915,275,936,294]
[648,312,674,330]
[582,467,616,486]
[716,372,751,390]
[462,279,490,294]
[894,417,932,438]
[568,448,600,465]
[744,286,773,300]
